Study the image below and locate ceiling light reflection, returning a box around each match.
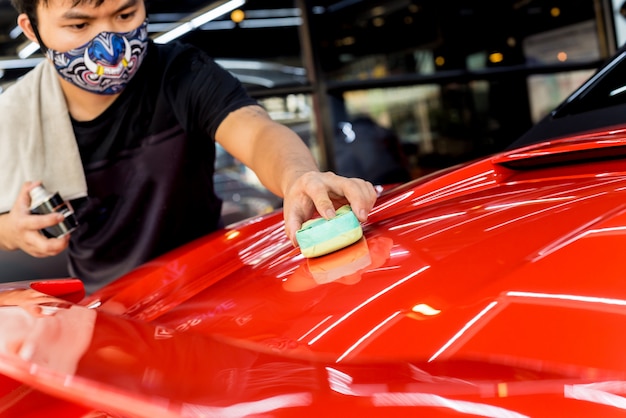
[589,225,626,235]
[192,1,245,27]
[228,74,278,88]
[429,301,499,362]
[506,291,626,308]
[0,57,43,69]
[484,192,600,233]
[9,26,23,39]
[239,17,302,28]
[415,207,502,241]
[237,225,287,265]
[369,190,414,216]
[389,211,466,231]
[307,266,430,345]
[231,9,245,23]
[215,59,306,75]
[153,22,194,44]
[565,382,626,410]
[412,303,441,316]
[17,41,40,59]
[326,367,353,395]
[373,392,529,418]
[182,393,312,416]
[484,196,573,211]
[297,315,333,341]
[412,171,496,207]
[461,187,541,204]
[336,311,402,362]
[489,52,504,63]
[225,230,241,240]
[85,300,102,309]
[154,0,246,44]
[532,210,626,261]
[245,8,300,19]
[536,224,626,260]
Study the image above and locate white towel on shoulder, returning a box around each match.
[0,59,87,213]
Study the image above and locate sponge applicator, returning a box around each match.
[296,205,363,258]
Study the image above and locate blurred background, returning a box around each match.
[0,0,624,279]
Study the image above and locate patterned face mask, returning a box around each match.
[46,19,149,95]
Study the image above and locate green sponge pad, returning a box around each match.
[296,205,363,258]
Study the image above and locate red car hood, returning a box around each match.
[3,134,626,416]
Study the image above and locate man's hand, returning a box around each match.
[0,182,69,257]
[215,105,377,245]
[283,171,377,246]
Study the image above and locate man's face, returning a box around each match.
[33,0,146,53]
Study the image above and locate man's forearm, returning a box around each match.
[249,123,320,198]
[215,105,321,198]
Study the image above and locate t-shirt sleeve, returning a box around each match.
[164,45,258,140]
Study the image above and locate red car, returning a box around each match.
[4,50,626,417]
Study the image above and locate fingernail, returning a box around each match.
[360,209,368,220]
[325,209,335,219]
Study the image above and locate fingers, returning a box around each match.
[22,210,70,258]
[283,171,377,246]
[303,172,337,220]
[23,212,66,232]
[15,181,40,214]
[24,230,70,258]
[283,197,314,247]
[3,181,70,258]
[336,176,377,222]
[308,172,377,221]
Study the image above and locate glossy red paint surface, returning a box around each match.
[3,133,626,416]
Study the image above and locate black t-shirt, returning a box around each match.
[68,41,257,291]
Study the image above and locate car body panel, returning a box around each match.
[3,129,626,415]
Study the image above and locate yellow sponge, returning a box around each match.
[296,205,363,258]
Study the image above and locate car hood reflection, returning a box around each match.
[0,290,623,417]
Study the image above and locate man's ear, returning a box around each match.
[17,14,39,45]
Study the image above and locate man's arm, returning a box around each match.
[215,105,377,245]
[0,182,69,257]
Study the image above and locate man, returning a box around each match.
[0,0,377,291]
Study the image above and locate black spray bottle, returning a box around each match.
[29,184,78,238]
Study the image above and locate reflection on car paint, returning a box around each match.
[283,236,393,291]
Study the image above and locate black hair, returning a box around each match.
[10,0,107,19]
[10,0,109,52]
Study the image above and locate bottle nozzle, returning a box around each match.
[29,184,52,209]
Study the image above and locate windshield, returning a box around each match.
[553,50,626,117]
[510,48,626,150]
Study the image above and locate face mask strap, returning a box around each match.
[27,14,49,54]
